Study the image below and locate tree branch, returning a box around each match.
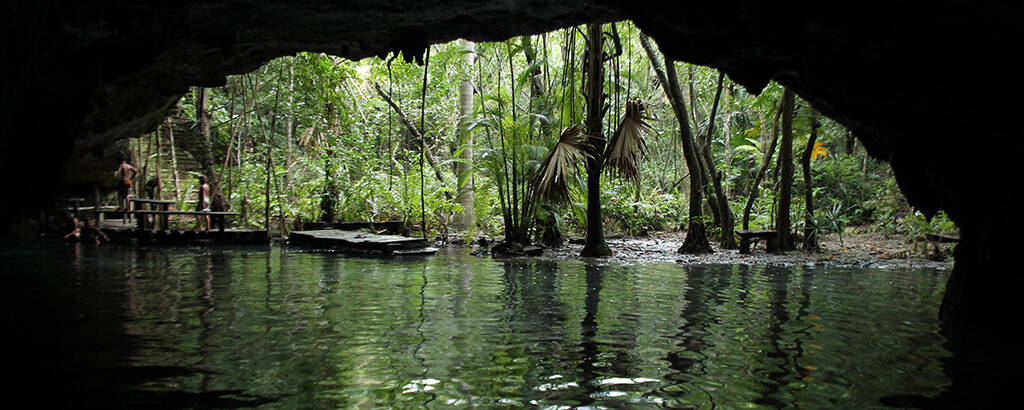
[372,83,450,194]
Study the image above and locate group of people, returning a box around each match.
[66,158,215,240]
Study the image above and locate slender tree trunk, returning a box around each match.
[697,151,721,228]
[154,124,162,199]
[801,109,821,250]
[265,146,271,240]
[700,72,737,249]
[580,23,611,257]
[773,87,797,251]
[524,35,562,247]
[742,101,783,229]
[455,39,476,233]
[522,36,546,106]
[168,118,183,203]
[321,103,339,223]
[141,130,152,198]
[639,34,711,253]
[845,130,856,155]
[723,84,735,198]
[285,60,295,186]
[194,87,224,209]
[373,83,450,194]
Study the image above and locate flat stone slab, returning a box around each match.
[290,229,432,254]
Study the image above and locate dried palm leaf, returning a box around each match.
[605,98,654,184]
[532,126,596,205]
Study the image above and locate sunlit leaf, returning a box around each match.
[811,141,828,161]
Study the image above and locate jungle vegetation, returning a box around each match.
[131,22,954,253]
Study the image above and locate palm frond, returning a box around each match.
[605,98,654,184]
[531,126,596,204]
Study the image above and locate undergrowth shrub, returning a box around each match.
[602,184,680,235]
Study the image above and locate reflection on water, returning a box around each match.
[2,243,950,408]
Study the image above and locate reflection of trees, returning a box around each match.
[197,250,216,392]
[661,264,950,407]
[97,247,280,407]
[662,264,716,405]
[446,254,479,407]
[413,263,437,406]
[44,246,954,408]
[573,262,605,406]
[664,265,818,406]
[497,259,571,405]
[752,265,814,407]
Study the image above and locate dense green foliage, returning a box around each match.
[142,21,939,245]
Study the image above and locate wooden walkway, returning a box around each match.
[97,218,267,245]
[290,229,437,256]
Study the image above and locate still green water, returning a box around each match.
[3,243,950,408]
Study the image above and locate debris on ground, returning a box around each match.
[482,231,954,270]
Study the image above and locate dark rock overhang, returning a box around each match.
[2,2,1022,405]
[4,1,1019,233]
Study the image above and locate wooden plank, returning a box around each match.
[735,229,778,254]
[130,198,176,205]
[129,210,239,216]
[103,210,239,232]
[735,229,777,238]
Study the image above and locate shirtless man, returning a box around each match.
[116,158,137,211]
[196,175,211,231]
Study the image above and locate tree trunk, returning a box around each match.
[285,60,295,186]
[701,72,737,249]
[580,23,611,257]
[454,39,476,233]
[639,34,711,254]
[194,87,225,208]
[194,86,231,233]
[696,151,721,229]
[742,101,783,229]
[801,109,821,250]
[523,35,562,247]
[772,87,797,251]
[321,102,340,223]
[153,124,163,199]
[168,118,183,203]
[722,84,735,198]
[373,83,450,194]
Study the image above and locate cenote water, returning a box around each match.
[3,243,951,408]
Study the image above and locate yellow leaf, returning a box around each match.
[811,141,828,160]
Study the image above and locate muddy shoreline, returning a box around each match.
[479,231,955,270]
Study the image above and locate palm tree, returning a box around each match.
[454,39,476,234]
[604,98,654,184]
[532,126,594,206]
[532,99,654,253]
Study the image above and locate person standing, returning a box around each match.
[116,158,137,211]
[196,175,211,231]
